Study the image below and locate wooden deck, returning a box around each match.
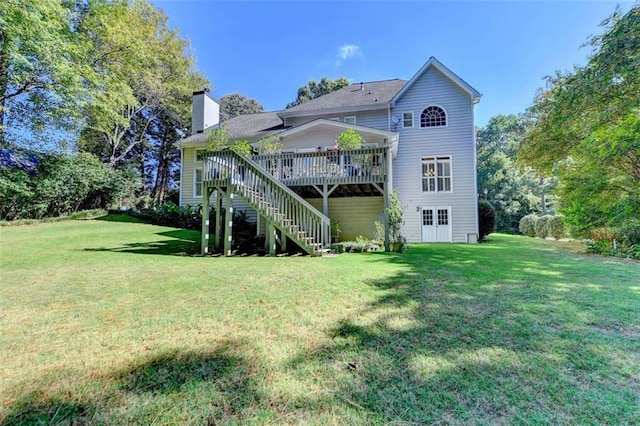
[199,147,391,255]
[251,147,388,186]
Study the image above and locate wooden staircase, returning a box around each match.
[202,150,331,256]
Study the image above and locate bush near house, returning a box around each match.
[478,199,496,241]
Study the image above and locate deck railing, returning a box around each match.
[202,149,331,255]
[252,147,387,186]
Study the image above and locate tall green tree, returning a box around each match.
[477,114,549,232]
[78,0,208,203]
[0,0,90,149]
[286,77,349,108]
[520,6,640,235]
[219,93,264,121]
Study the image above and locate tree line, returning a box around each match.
[479,6,639,244]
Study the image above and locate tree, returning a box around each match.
[0,0,89,149]
[286,77,349,108]
[476,114,546,232]
[337,129,363,150]
[77,0,208,203]
[520,6,640,235]
[219,93,263,121]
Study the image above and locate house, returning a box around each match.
[178,57,481,255]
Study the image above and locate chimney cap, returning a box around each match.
[192,88,211,96]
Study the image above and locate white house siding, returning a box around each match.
[280,126,386,151]
[181,146,199,207]
[180,146,258,223]
[350,109,389,130]
[391,67,478,243]
[306,197,384,241]
[285,109,388,131]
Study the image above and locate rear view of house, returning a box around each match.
[179,57,481,255]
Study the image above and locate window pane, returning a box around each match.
[420,106,446,127]
[403,112,413,127]
[437,209,448,225]
[443,177,451,191]
[422,209,433,226]
[195,168,203,197]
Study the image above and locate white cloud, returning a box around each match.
[336,44,362,66]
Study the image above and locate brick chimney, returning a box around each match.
[191,89,219,135]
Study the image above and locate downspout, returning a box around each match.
[472,97,479,239]
[179,147,184,206]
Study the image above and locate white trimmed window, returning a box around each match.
[402,112,413,128]
[194,168,203,198]
[421,156,452,192]
[343,116,356,125]
[420,106,447,127]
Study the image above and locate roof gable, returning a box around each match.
[279,118,398,141]
[391,57,482,105]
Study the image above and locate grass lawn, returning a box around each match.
[1,215,639,424]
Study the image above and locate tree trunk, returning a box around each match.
[0,30,9,150]
[152,125,173,203]
[539,176,546,214]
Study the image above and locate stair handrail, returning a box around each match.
[202,149,331,253]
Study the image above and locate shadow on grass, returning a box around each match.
[284,236,640,423]
[2,341,264,425]
[93,213,146,223]
[83,229,200,256]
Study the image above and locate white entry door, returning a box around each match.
[421,207,452,243]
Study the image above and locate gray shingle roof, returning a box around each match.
[180,79,408,145]
[180,111,286,144]
[282,79,407,114]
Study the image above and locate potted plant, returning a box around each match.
[337,129,365,176]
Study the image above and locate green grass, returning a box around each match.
[1,215,639,425]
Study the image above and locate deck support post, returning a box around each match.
[268,221,276,255]
[322,183,329,217]
[384,146,393,252]
[383,183,390,252]
[201,185,210,255]
[224,191,233,256]
[281,230,287,252]
[214,188,222,251]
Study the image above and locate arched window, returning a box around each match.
[420,106,446,127]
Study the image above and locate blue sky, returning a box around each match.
[152,1,634,127]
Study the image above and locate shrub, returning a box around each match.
[0,151,140,221]
[478,199,496,242]
[535,215,553,238]
[373,220,385,243]
[384,189,405,251]
[617,220,640,247]
[546,216,566,240]
[590,227,617,243]
[519,214,538,237]
[131,202,204,230]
